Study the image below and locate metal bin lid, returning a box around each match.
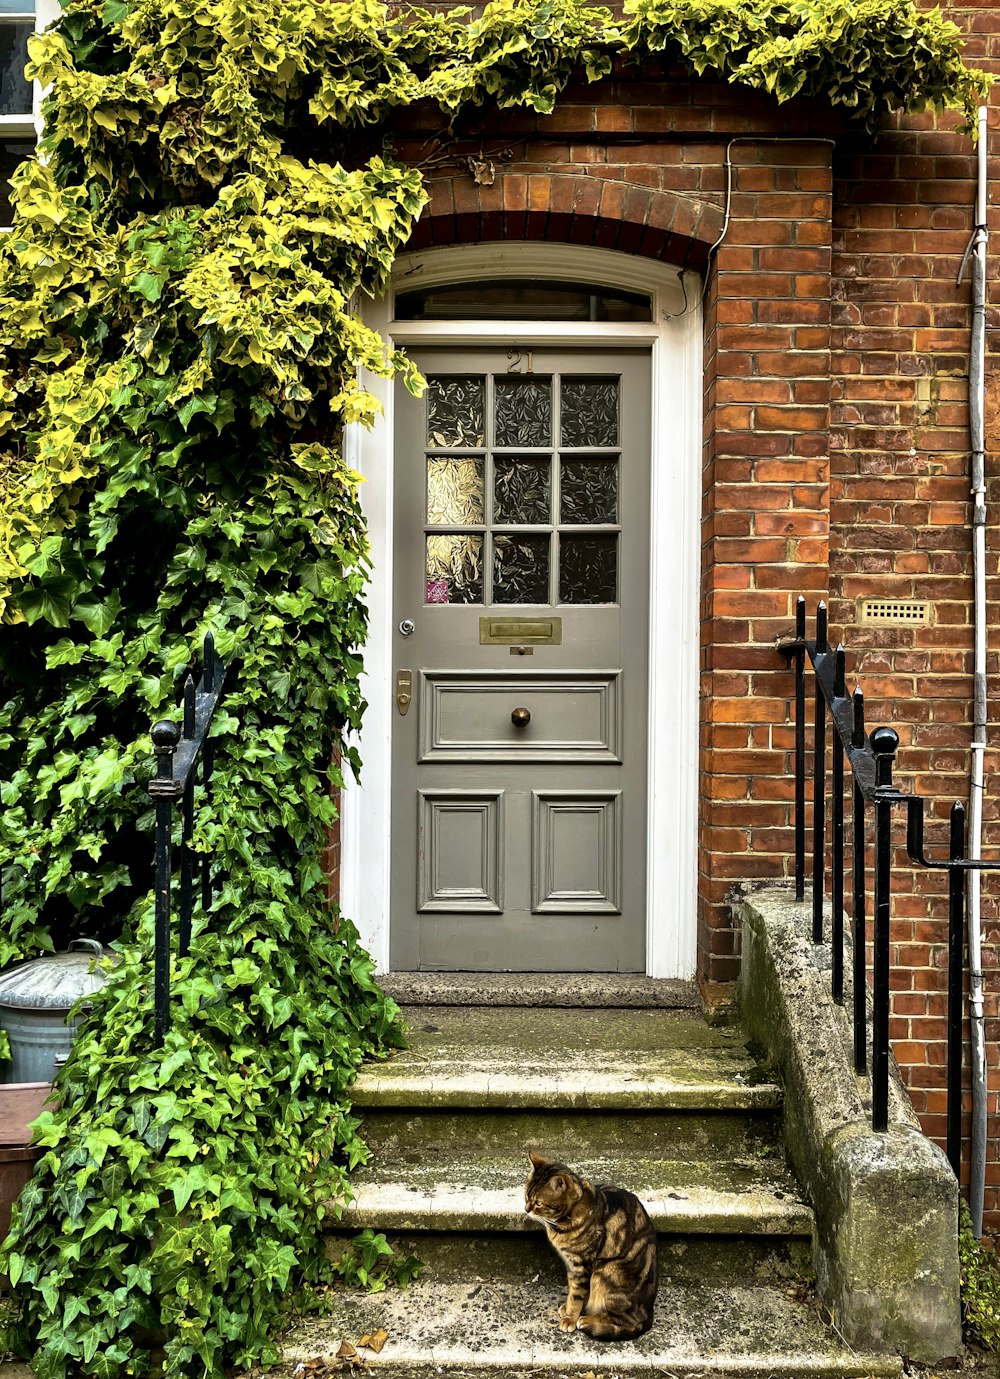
[0,940,111,1011]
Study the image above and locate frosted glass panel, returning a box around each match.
[560,457,618,524]
[493,534,549,604]
[427,456,484,525]
[560,535,617,604]
[494,456,550,524]
[494,378,551,447]
[426,535,484,604]
[427,376,485,448]
[561,378,619,448]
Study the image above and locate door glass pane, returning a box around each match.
[0,137,31,225]
[560,534,617,604]
[427,376,485,448]
[560,456,618,524]
[561,377,619,448]
[427,456,484,524]
[493,534,549,604]
[494,378,551,447]
[395,280,653,322]
[494,456,550,524]
[0,21,32,116]
[426,535,484,604]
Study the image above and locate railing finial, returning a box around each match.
[870,725,899,788]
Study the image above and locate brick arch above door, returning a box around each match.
[408,173,725,270]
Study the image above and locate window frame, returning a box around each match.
[1,0,59,228]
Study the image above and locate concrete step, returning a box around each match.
[265,1269,902,1378]
[356,1006,780,1112]
[360,1104,782,1164]
[326,1231,815,1288]
[333,1147,812,1238]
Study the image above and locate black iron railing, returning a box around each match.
[780,597,999,1176]
[147,633,228,1044]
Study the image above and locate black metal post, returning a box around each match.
[201,737,215,913]
[870,725,899,1133]
[812,602,829,942]
[151,720,180,1046]
[179,676,195,959]
[947,801,966,1178]
[831,646,846,1003]
[852,688,867,1074]
[795,597,806,901]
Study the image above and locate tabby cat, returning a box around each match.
[524,1150,657,1340]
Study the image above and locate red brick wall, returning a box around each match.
[828,1,1000,1228]
[700,138,834,982]
[372,24,1000,1232]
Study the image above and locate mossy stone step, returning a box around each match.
[358,1006,780,1111]
[325,1230,815,1288]
[331,1151,812,1237]
[266,1271,901,1379]
[360,1105,782,1162]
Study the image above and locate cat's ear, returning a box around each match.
[551,1176,566,1193]
[528,1150,548,1168]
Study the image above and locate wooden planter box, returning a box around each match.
[0,1082,51,1257]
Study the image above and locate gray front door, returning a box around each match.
[391,347,650,971]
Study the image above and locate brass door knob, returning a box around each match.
[511,706,531,727]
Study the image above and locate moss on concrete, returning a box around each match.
[737,886,961,1363]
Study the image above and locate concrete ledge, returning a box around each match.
[736,885,961,1363]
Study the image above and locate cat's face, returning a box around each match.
[524,1151,581,1223]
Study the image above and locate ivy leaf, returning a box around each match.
[101,1162,127,1201]
[75,591,122,635]
[18,576,76,627]
[132,273,164,303]
[82,1206,118,1239]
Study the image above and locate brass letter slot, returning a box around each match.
[396,669,412,716]
[480,617,562,646]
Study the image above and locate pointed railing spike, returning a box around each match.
[183,675,196,738]
[852,685,866,749]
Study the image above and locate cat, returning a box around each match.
[524,1150,657,1341]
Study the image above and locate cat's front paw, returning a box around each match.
[558,1305,578,1332]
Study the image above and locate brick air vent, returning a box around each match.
[858,598,932,627]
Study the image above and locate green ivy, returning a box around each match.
[329,1229,423,1293]
[0,0,987,1375]
[960,1204,1000,1353]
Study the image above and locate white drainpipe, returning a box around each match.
[960,103,989,1237]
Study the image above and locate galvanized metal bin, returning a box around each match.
[0,940,111,1084]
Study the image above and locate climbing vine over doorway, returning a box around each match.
[0,0,987,1375]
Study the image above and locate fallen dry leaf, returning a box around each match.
[336,1341,358,1362]
[358,1329,388,1354]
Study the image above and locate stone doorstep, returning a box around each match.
[270,1274,903,1379]
[379,973,702,1009]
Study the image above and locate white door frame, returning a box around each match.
[340,243,702,979]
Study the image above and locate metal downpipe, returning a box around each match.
[961,103,989,1236]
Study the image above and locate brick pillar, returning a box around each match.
[699,140,834,987]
